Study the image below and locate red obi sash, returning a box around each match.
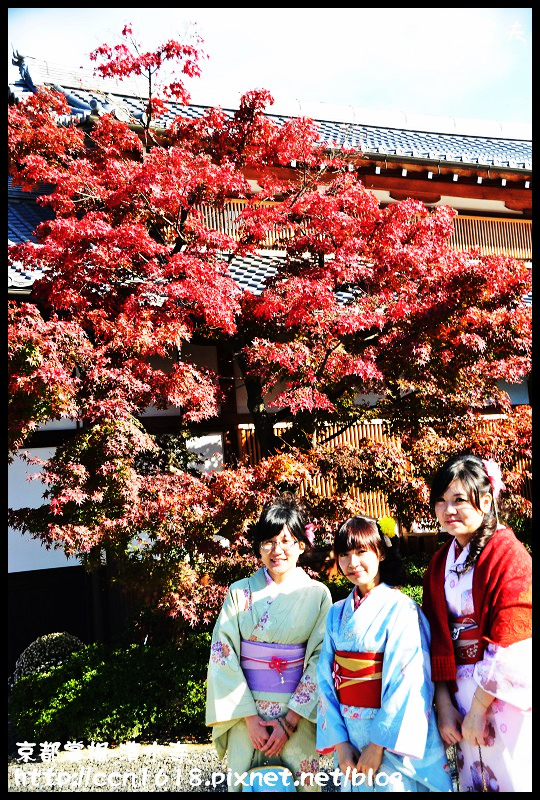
[450,615,481,665]
[332,651,383,708]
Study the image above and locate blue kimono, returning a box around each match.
[316,583,453,792]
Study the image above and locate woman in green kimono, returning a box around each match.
[206,495,333,792]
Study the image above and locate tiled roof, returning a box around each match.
[225,250,352,303]
[9,56,532,171]
[269,116,531,169]
[8,179,55,291]
[6,175,278,295]
[227,250,284,295]
[7,174,279,294]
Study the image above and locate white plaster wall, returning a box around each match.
[8,448,78,572]
[9,433,226,574]
[187,433,224,472]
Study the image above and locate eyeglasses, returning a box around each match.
[260,537,299,553]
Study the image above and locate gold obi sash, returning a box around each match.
[332,650,383,708]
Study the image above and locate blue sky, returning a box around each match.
[8,8,532,125]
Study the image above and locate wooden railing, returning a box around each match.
[450,216,531,260]
[237,421,396,518]
[237,418,532,512]
[198,202,532,261]
[197,200,289,249]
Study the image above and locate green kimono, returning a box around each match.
[206,566,332,792]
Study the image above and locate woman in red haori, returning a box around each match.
[422,454,532,792]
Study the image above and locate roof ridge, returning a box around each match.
[10,54,532,142]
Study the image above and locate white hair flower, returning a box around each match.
[481,459,505,499]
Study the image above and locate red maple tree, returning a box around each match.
[8,25,531,639]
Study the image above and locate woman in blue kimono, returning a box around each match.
[316,516,453,792]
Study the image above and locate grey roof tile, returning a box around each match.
[8,57,532,170]
[227,251,283,294]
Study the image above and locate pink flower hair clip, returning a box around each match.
[481,459,505,499]
[304,523,315,544]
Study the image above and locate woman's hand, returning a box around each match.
[258,718,288,756]
[355,742,384,777]
[461,707,488,746]
[434,681,463,746]
[436,702,464,746]
[244,714,270,751]
[461,688,493,746]
[336,741,361,776]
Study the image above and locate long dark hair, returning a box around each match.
[333,516,404,587]
[250,494,313,557]
[429,453,497,574]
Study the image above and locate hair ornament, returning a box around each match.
[304,523,315,544]
[481,459,505,499]
[377,516,397,547]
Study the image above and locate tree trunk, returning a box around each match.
[243,374,279,458]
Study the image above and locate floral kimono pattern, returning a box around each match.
[444,543,532,792]
[206,566,332,792]
[316,583,453,792]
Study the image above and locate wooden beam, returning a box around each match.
[364,174,531,212]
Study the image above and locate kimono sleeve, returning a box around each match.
[370,598,434,760]
[474,638,532,711]
[288,583,333,723]
[205,583,258,727]
[315,603,350,753]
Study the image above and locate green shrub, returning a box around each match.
[323,574,352,603]
[9,633,212,746]
[502,509,532,553]
[399,584,423,605]
[399,552,432,604]
[11,631,85,688]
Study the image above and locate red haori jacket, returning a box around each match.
[422,526,532,684]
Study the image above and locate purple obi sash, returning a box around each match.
[240,640,306,693]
